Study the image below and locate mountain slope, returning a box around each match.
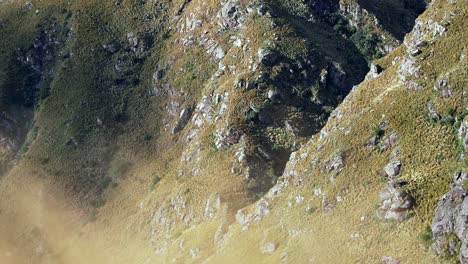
[0,0,466,263]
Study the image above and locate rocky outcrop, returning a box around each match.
[431,171,468,263]
[218,0,246,29]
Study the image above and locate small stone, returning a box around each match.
[295,196,304,204]
[313,188,322,196]
[382,256,400,264]
[336,196,343,202]
[441,89,452,98]
[214,46,225,60]
[189,248,200,259]
[260,242,277,254]
[256,199,270,215]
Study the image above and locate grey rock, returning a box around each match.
[65,137,78,147]
[438,79,448,88]
[397,58,421,89]
[321,152,344,179]
[379,132,399,152]
[384,161,402,180]
[148,87,159,96]
[408,47,422,56]
[256,198,270,215]
[214,46,225,60]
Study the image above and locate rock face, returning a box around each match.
[431,171,468,263]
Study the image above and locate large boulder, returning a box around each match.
[377,183,416,222]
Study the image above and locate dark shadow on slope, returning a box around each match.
[357,0,427,40]
[243,1,371,195]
